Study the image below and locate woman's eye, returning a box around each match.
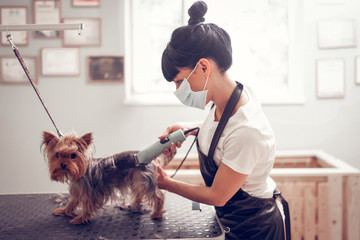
[55,153,59,158]
[175,79,184,84]
[71,153,77,159]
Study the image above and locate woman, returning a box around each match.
[156,1,290,239]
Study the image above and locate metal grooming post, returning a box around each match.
[0,23,84,138]
[0,23,84,34]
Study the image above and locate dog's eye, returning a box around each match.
[55,153,59,158]
[71,153,77,159]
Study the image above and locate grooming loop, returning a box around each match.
[6,34,63,138]
[2,23,83,138]
[0,23,84,138]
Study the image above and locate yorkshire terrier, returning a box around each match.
[41,131,170,224]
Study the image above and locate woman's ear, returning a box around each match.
[198,58,211,78]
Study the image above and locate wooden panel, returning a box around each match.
[171,150,360,240]
[318,182,329,240]
[345,176,360,240]
[303,182,316,240]
[170,154,327,169]
[328,175,343,240]
[274,157,323,168]
[273,176,327,183]
[278,182,304,240]
[167,157,199,169]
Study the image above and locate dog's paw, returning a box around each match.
[53,208,66,216]
[151,209,165,219]
[128,203,142,213]
[69,215,91,225]
[64,209,76,217]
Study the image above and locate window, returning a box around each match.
[124,0,304,105]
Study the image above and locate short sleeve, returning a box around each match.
[221,128,268,175]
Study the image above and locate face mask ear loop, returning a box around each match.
[185,61,200,81]
[203,76,209,91]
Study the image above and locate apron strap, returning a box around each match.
[208,82,243,159]
[282,196,291,240]
[274,189,292,240]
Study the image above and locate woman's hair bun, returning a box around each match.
[188,1,207,25]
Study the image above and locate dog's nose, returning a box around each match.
[61,163,67,169]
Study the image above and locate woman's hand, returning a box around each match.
[159,122,184,139]
[154,159,171,190]
[159,122,200,138]
[159,122,201,156]
[159,123,184,156]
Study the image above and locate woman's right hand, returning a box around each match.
[159,122,186,138]
[159,122,201,156]
[160,122,200,138]
[159,122,185,156]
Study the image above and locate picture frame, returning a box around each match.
[317,19,357,49]
[63,18,101,46]
[0,56,38,84]
[317,0,344,5]
[87,56,124,83]
[72,0,100,7]
[355,56,360,85]
[0,6,28,46]
[33,0,61,38]
[316,58,345,99]
[41,48,80,76]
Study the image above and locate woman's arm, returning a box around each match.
[156,162,248,207]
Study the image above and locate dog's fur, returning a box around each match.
[41,131,168,224]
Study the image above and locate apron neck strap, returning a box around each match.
[208,82,243,159]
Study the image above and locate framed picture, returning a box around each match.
[72,0,100,7]
[41,48,80,76]
[88,56,124,83]
[0,6,28,46]
[33,0,61,38]
[356,56,360,85]
[316,58,345,98]
[63,18,101,46]
[317,0,344,4]
[0,56,38,84]
[317,19,357,49]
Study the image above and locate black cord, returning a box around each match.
[170,127,199,178]
[183,127,199,135]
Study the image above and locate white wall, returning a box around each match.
[0,0,359,194]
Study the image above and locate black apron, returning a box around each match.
[196,82,291,240]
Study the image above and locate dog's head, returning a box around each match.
[41,132,93,183]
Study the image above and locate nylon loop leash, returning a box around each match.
[6,34,63,138]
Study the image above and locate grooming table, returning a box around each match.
[0,192,224,240]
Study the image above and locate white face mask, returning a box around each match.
[174,62,209,110]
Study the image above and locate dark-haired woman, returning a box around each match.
[156,1,290,239]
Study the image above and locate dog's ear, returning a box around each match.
[80,133,93,147]
[42,131,59,147]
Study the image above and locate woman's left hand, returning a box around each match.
[154,159,171,190]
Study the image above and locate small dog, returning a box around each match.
[41,131,168,224]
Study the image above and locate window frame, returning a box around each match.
[124,0,305,106]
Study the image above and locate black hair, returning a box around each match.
[161,1,232,82]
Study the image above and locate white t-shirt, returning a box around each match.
[198,85,276,198]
